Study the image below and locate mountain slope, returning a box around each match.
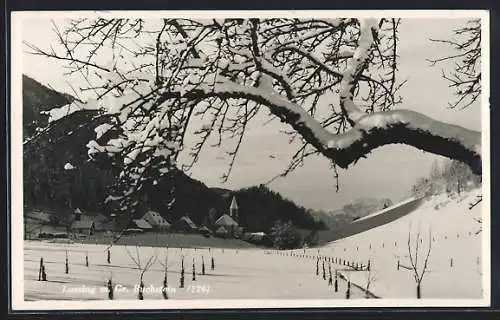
[318,189,483,298]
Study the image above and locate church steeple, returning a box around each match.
[230,196,239,221]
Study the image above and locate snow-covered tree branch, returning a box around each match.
[24,17,482,214]
[427,19,481,110]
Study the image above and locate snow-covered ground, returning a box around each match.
[23,189,484,302]
[316,189,484,299]
[24,241,365,301]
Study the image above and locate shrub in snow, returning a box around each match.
[211,256,215,270]
[85,252,89,267]
[107,248,111,264]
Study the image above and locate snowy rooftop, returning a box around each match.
[215,214,238,227]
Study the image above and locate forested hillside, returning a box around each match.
[22,75,325,233]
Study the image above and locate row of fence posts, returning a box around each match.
[270,248,369,299]
[315,258,346,298]
[396,256,480,270]
[38,246,217,300]
[273,249,369,272]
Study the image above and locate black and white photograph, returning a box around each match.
[10,10,490,309]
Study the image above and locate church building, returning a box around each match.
[214,195,241,238]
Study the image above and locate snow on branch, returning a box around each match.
[30,17,483,195]
[41,99,101,123]
[339,18,380,125]
[156,73,482,175]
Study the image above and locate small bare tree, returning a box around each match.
[107,271,114,300]
[158,247,171,299]
[407,223,432,299]
[469,194,482,209]
[364,262,378,298]
[125,245,157,300]
[469,194,482,234]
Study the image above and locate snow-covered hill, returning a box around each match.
[317,189,484,299]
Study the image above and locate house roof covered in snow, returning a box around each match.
[215,214,238,227]
[24,211,52,223]
[199,226,211,232]
[249,232,266,236]
[71,220,94,230]
[178,216,197,229]
[39,225,67,235]
[132,219,153,229]
[77,212,107,222]
[142,210,171,227]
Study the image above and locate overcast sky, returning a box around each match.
[20,15,482,212]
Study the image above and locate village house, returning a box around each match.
[141,210,171,231]
[70,220,95,236]
[172,216,197,233]
[214,214,239,238]
[24,209,53,239]
[69,208,110,236]
[131,218,153,232]
[215,225,229,238]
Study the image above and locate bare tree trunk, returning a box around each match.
[417,283,421,299]
[107,278,114,300]
[138,279,144,300]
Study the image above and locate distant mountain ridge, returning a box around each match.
[310,197,393,230]
[22,75,326,234]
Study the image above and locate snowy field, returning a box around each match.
[318,189,484,299]
[24,242,367,301]
[23,190,484,302]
